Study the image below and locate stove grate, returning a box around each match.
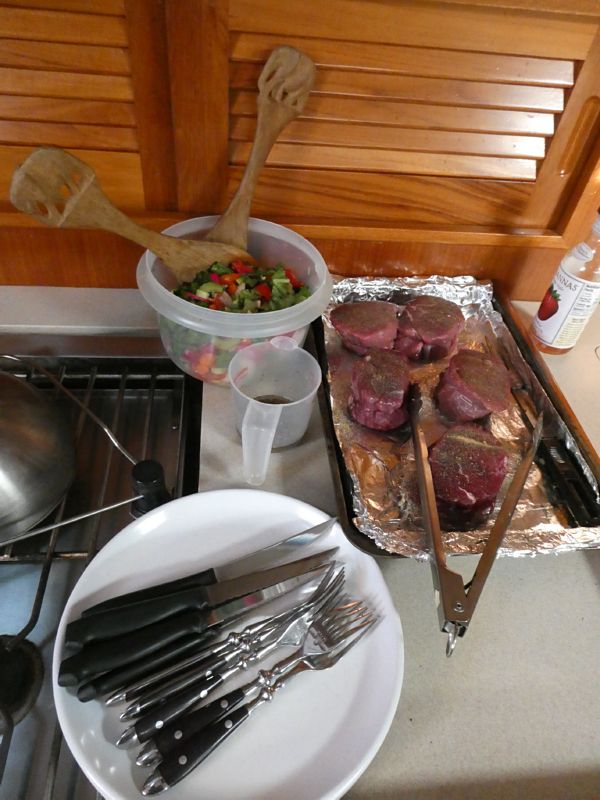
[0,351,201,799]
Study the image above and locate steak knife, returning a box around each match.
[64,546,336,649]
[58,552,334,686]
[81,517,337,618]
[76,633,217,701]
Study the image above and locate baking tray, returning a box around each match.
[312,277,600,560]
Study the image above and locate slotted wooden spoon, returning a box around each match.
[9,147,255,284]
[205,45,315,250]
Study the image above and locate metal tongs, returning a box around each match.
[409,386,543,656]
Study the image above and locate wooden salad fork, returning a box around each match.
[205,45,316,250]
[9,147,255,284]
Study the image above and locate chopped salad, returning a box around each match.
[173,259,310,312]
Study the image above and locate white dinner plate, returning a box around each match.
[53,489,404,800]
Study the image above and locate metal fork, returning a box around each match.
[116,567,347,748]
[135,587,363,768]
[141,600,379,794]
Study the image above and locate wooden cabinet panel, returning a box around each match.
[0,1,141,216]
[0,66,133,99]
[0,145,145,209]
[231,32,576,86]
[231,91,557,135]
[0,120,137,151]
[0,94,135,125]
[231,62,566,112]
[230,142,538,180]
[229,0,596,59]
[226,167,536,227]
[231,117,547,159]
[226,1,600,249]
[0,6,127,45]
[0,39,129,73]
[0,0,599,301]
[165,0,229,212]
[0,0,124,11]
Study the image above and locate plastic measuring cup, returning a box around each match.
[228,336,322,485]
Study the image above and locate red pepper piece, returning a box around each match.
[208,296,225,310]
[256,283,272,301]
[230,259,253,274]
[284,267,302,289]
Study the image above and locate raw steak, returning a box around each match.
[348,350,410,430]
[429,424,509,530]
[394,295,465,361]
[330,301,399,355]
[436,349,512,422]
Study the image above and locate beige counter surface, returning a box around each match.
[199,300,600,800]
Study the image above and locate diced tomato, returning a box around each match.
[256,283,272,301]
[230,259,253,274]
[208,296,225,310]
[284,267,302,289]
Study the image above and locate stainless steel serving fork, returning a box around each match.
[141,599,379,794]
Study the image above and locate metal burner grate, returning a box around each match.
[0,340,201,800]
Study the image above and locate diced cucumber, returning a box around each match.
[198,282,223,294]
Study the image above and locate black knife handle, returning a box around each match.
[135,673,225,744]
[153,687,247,759]
[58,609,214,687]
[81,568,217,617]
[76,633,215,701]
[132,653,231,717]
[157,706,250,788]
[65,586,211,648]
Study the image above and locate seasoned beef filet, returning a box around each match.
[349,350,410,430]
[429,424,508,530]
[394,295,465,361]
[330,301,399,355]
[436,349,512,422]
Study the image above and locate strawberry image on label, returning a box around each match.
[537,285,560,321]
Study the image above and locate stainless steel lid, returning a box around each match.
[0,372,76,542]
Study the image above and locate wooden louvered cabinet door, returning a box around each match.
[0,0,181,287]
[1,0,600,300]
[227,0,600,298]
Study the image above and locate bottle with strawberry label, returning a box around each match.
[531,212,600,355]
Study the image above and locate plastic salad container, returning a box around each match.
[136,216,333,384]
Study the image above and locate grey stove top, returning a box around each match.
[0,335,201,800]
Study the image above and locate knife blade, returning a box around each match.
[58,552,335,686]
[64,546,337,649]
[81,517,337,618]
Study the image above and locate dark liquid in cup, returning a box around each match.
[254,394,291,404]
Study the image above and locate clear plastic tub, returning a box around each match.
[136,216,333,384]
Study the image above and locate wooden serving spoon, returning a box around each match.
[205,45,316,250]
[9,147,255,284]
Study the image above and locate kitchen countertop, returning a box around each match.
[1,288,600,800]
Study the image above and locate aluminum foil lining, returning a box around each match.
[323,275,600,560]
